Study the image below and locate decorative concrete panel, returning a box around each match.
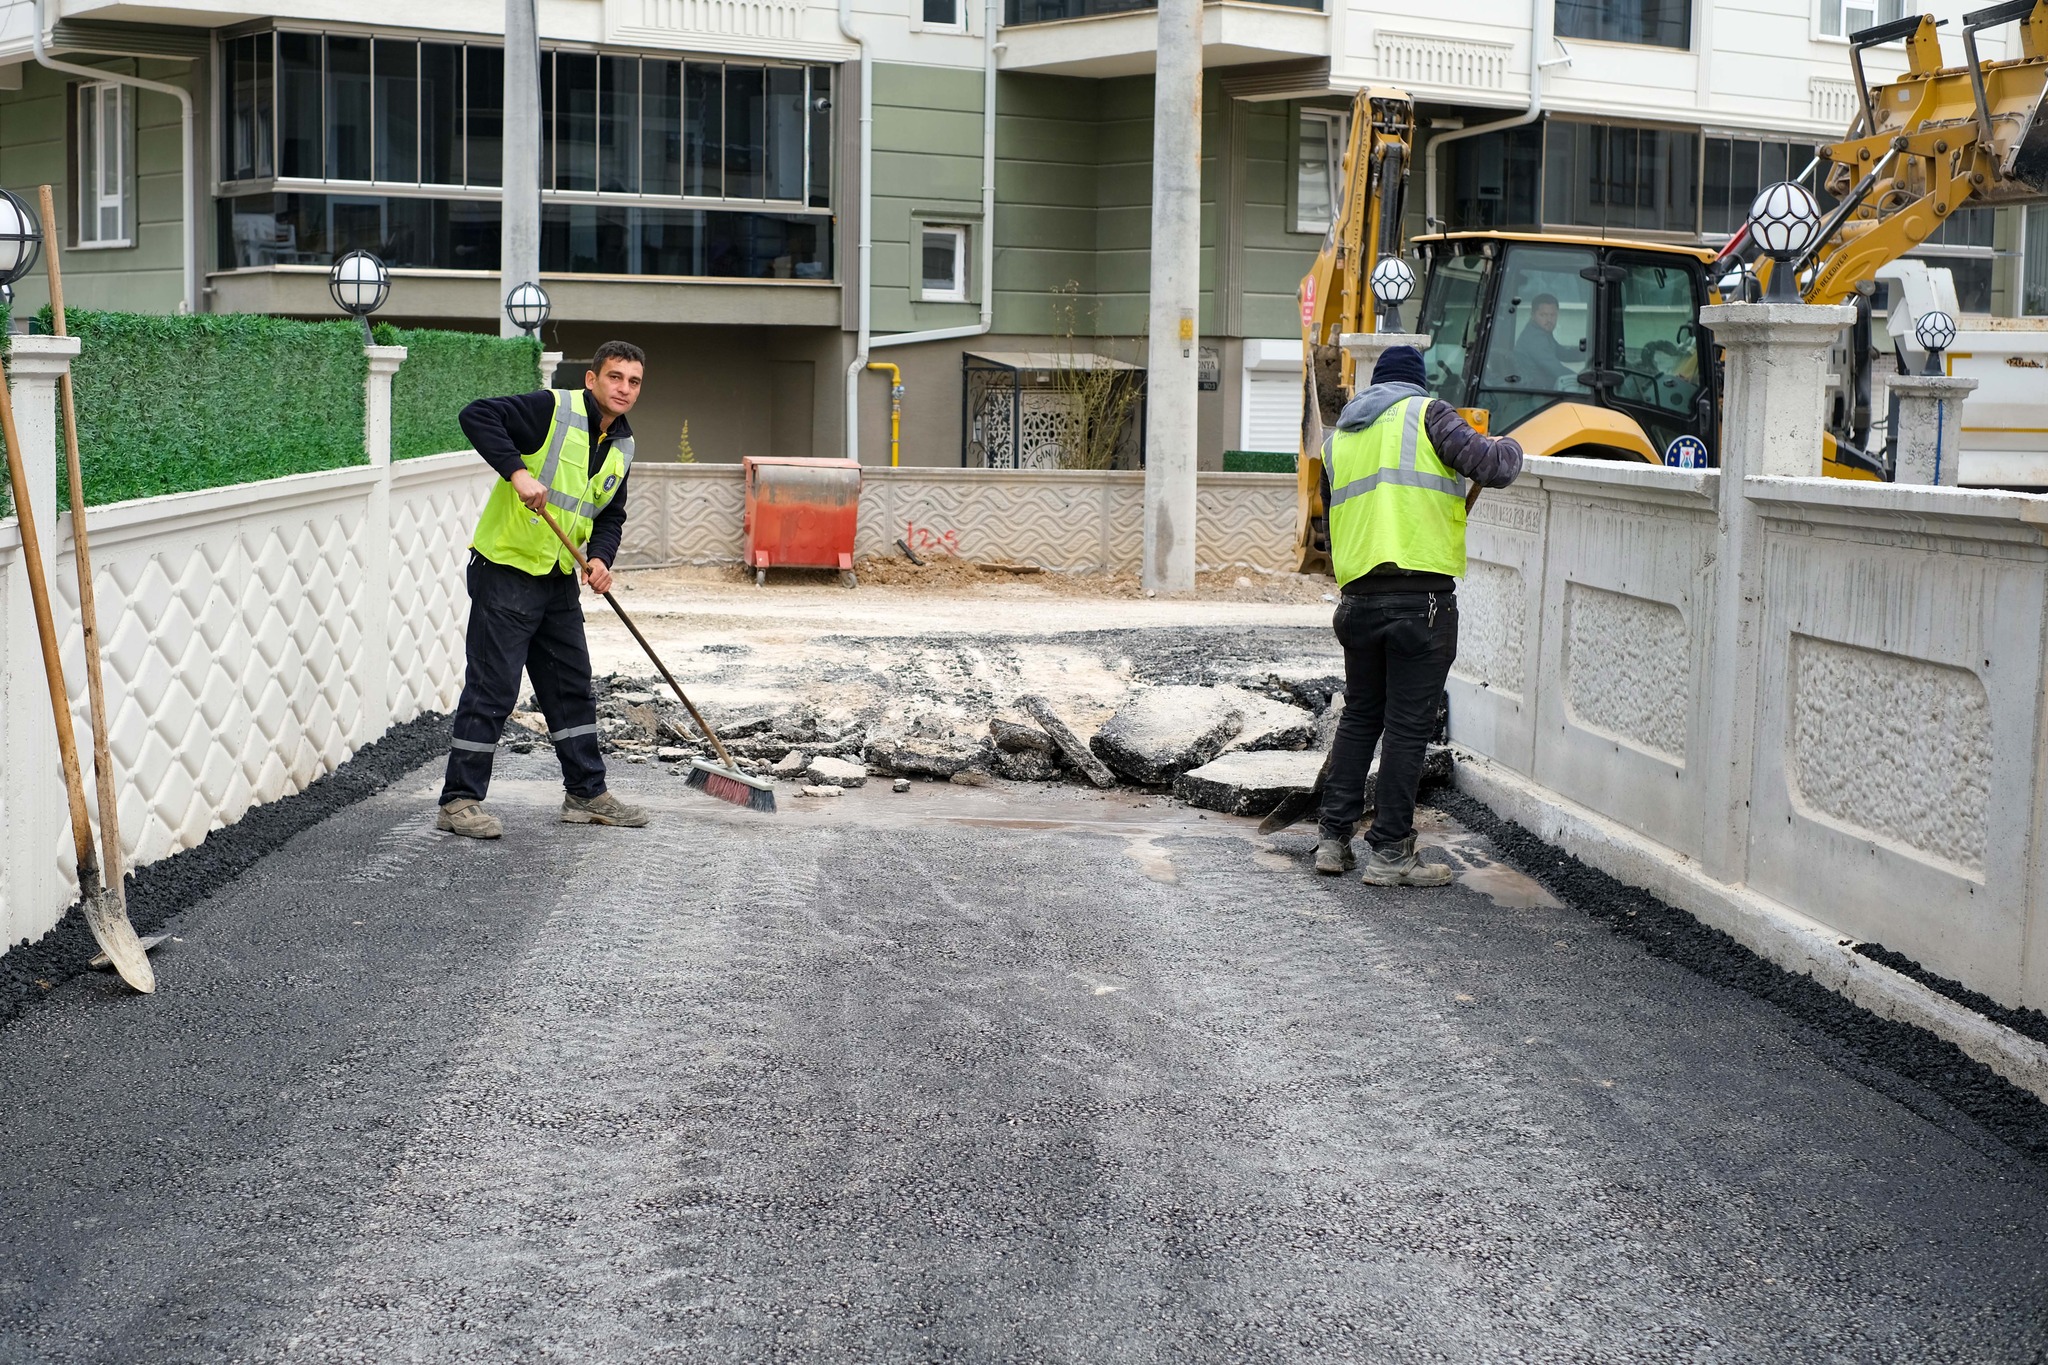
[389,458,490,721]
[54,491,374,877]
[1787,634,1991,875]
[1452,559,1525,699]
[1562,582,1688,764]
[619,466,1298,574]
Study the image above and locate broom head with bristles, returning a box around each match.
[684,758,778,813]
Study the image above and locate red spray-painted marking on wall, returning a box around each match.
[904,522,961,557]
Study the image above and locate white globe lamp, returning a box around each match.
[1748,182,1822,302]
[1369,256,1417,334]
[328,250,392,342]
[1914,309,1957,375]
[505,281,551,338]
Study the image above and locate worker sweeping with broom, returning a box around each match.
[437,341,651,838]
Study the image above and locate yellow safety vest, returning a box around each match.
[1326,395,1467,586]
[471,389,634,576]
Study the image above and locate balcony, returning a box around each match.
[998,0,1328,78]
[1004,0,1317,23]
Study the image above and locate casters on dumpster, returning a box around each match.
[755,568,767,588]
[840,571,858,590]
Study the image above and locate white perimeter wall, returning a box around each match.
[1453,458,2048,1012]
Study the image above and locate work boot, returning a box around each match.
[561,791,650,827]
[1359,835,1453,888]
[436,798,503,840]
[1314,837,1357,875]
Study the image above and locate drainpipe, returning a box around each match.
[840,0,1000,460]
[1423,0,1561,231]
[866,361,903,465]
[34,0,198,315]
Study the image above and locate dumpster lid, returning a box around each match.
[965,350,1142,373]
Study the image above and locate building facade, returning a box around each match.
[0,0,2033,468]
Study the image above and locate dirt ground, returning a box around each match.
[582,561,1342,730]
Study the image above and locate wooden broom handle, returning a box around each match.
[39,183,125,894]
[531,500,740,771]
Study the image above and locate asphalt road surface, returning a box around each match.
[2,752,2045,1363]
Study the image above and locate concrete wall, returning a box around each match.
[0,342,480,950]
[614,463,1296,571]
[1451,458,2048,1014]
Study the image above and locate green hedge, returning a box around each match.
[374,324,542,460]
[1222,449,1295,474]
[52,310,369,506]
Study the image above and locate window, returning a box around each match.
[2026,206,2048,315]
[921,224,968,301]
[1476,242,1597,433]
[1444,124,1541,230]
[922,0,964,26]
[1555,0,1690,49]
[1294,108,1345,234]
[1911,204,1998,313]
[1542,121,1698,235]
[1821,0,1905,39]
[1702,136,1823,238]
[75,83,132,247]
[215,30,835,280]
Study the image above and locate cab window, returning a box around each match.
[1418,249,1487,405]
[1609,257,1704,419]
[1477,244,1595,432]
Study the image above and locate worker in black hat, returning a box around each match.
[1316,344,1525,885]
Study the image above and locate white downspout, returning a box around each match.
[1423,0,1559,231]
[840,0,1000,460]
[34,0,198,315]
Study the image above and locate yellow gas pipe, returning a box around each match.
[866,362,903,467]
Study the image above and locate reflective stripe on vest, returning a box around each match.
[1325,395,1468,585]
[471,389,629,576]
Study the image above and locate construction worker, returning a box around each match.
[1316,344,1523,885]
[436,341,650,839]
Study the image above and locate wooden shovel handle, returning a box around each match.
[530,500,739,771]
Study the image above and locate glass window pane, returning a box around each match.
[922,228,957,290]
[420,43,463,186]
[1730,139,1760,228]
[80,88,99,239]
[540,50,555,189]
[924,0,958,20]
[725,66,766,200]
[1554,0,1690,49]
[468,46,503,188]
[1419,249,1488,401]
[326,36,373,182]
[1478,243,1598,430]
[557,52,597,192]
[809,67,832,208]
[375,39,419,182]
[684,62,722,196]
[765,66,804,201]
[1703,137,1730,234]
[280,32,322,179]
[643,59,682,196]
[2024,207,2048,315]
[600,56,640,193]
[1296,113,1332,231]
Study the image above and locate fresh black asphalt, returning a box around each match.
[1,744,2045,1362]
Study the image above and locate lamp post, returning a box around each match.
[1747,182,1822,303]
[504,281,551,338]
[1914,308,1957,376]
[329,249,392,343]
[1369,256,1416,334]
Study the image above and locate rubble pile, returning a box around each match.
[523,670,1450,816]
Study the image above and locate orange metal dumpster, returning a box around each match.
[742,456,863,587]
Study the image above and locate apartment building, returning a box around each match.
[0,0,2032,468]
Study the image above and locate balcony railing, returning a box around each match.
[1004,0,1319,25]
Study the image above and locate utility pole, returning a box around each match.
[1142,0,1202,594]
[500,0,541,340]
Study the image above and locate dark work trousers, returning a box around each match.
[440,551,607,805]
[1319,590,1459,848]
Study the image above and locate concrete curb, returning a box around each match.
[1453,750,2048,1106]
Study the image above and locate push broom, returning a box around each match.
[535,503,775,814]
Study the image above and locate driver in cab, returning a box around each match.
[1512,293,1577,390]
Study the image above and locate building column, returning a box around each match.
[0,335,85,935]
[362,344,406,744]
[1694,301,1855,883]
[1888,373,1978,486]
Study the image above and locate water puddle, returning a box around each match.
[1122,835,1178,884]
[1422,831,1563,911]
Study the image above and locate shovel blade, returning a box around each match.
[81,886,155,994]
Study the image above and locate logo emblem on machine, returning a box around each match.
[1663,435,1709,469]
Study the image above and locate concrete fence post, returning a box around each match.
[0,335,84,935]
[362,344,406,744]
[1695,301,1855,883]
[1888,372,1978,486]
[540,350,563,388]
[1338,331,1433,390]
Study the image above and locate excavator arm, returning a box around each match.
[1295,88,1415,574]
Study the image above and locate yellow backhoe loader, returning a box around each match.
[1294,0,2048,573]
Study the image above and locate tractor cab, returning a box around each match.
[1412,233,1721,466]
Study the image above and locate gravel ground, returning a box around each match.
[1,753,2044,1362]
